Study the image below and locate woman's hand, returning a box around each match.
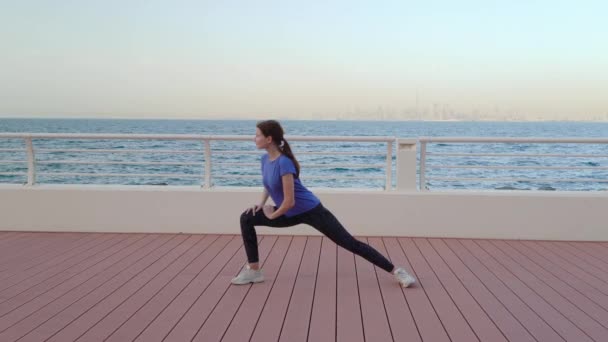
[244,204,262,214]
[262,205,276,219]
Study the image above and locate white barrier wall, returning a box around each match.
[1,185,607,241]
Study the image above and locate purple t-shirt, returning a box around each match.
[261,154,320,217]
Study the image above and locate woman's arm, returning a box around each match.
[246,188,270,214]
[266,173,295,219]
[259,188,270,207]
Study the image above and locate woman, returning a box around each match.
[232,120,416,288]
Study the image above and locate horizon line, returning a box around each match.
[1,116,608,123]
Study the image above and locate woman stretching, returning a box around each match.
[232,120,416,288]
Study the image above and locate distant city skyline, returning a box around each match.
[1,1,606,121]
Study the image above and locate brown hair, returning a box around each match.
[256,120,300,178]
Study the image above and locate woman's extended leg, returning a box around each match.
[304,204,395,272]
[303,204,416,287]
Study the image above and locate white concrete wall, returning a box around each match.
[1,185,607,241]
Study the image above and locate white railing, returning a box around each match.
[418,137,608,191]
[0,133,398,190]
[3,133,607,192]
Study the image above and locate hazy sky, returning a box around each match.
[1,1,606,120]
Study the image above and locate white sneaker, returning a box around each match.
[231,265,264,285]
[393,267,416,288]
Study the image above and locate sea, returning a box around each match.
[1,118,607,191]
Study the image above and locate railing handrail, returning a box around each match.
[419,136,608,144]
[0,133,395,142]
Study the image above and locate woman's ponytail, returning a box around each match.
[280,139,300,179]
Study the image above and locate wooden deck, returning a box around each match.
[0,232,607,341]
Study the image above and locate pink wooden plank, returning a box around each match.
[500,240,608,320]
[0,233,32,252]
[0,233,106,281]
[192,236,291,342]
[0,233,87,273]
[595,243,608,254]
[0,232,20,241]
[567,242,608,263]
[335,238,364,342]
[249,236,307,342]
[137,236,273,342]
[355,237,393,342]
[430,239,538,342]
[0,234,148,322]
[460,239,593,342]
[519,240,608,298]
[46,235,212,342]
[547,242,608,280]
[0,233,85,271]
[0,234,173,342]
[594,242,608,251]
[0,233,109,281]
[304,236,337,342]
[0,233,80,262]
[278,236,322,342]
[416,238,510,342]
[105,235,244,342]
[444,239,565,342]
[555,241,608,271]
[3,232,608,342]
[0,235,141,310]
[0,234,121,297]
[383,237,449,342]
[0,232,55,247]
[17,234,188,342]
[77,235,232,341]
[0,233,67,268]
[477,240,608,341]
[400,238,479,342]
[0,234,39,259]
[0,232,71,256]
[368,237,422,342]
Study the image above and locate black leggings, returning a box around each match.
[239,203,395,273]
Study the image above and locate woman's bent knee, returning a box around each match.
[240,212,251,226]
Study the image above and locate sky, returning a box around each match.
[1,0,607,120]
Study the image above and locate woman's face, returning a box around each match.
[255,127,272,149]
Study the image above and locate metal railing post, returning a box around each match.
[25,137,36,186]
[203,140,211,189]
[385,141,393,190]
[419,141,427,191]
